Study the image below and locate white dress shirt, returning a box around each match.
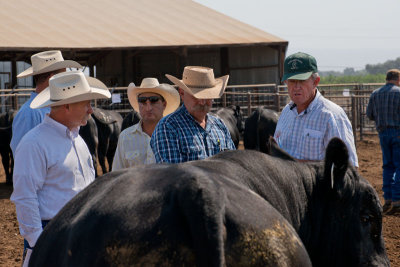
[112,121,155,170]
[11,115,95,247]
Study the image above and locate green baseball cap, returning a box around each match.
[282,52,318,81]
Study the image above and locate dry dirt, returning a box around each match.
[0,136,399,266]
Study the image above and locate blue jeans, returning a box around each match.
[379,129,400,202]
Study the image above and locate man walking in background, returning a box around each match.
[367,69,400,215]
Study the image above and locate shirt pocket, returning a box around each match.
[180,140,203,161]
[302,129,324,159]
[125,151,142,166]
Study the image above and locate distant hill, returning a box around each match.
[320,57,400,77]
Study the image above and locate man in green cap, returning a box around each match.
[274,52,358,167]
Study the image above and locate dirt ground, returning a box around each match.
[0,135,399,266]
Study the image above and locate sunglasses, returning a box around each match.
[137,96,163,104]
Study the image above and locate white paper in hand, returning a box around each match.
[22,248,33,267]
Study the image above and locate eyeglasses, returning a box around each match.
[137,96,163,104]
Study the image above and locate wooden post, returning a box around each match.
[222,93,227,108]
[351,95,357,145]
[275,93,280,112]
[247,91,251,116]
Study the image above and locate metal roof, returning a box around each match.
[0,0,287,50]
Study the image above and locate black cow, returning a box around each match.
[30,138,389,267]
[91,107,123,174]
[244,107,279,153]
[79,116,99,176]
[121,109,141,132]
[0,110,16,184]
[213,105,244,149]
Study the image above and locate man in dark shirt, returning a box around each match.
[367,69,400,215]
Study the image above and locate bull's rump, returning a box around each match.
[30,152,311,267]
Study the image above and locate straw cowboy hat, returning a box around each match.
[165,66,229,99]
[127,78,180,116]
[17,50,82,78]
[30,71,111,109]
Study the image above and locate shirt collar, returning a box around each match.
[44,115,79,139]
[126,120,143,134]
[290,89,322,115]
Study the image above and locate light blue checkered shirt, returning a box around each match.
[151,105,236,163]
[274,90,358,167]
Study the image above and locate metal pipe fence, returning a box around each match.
[0,83,384,140]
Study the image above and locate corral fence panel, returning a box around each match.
[0,83,384,141]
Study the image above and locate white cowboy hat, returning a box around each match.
[127,78,180,116]
[17,50,82,78]
[30,71,111,109]
[165,66,229,99]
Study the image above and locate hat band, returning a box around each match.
[184,82,217,88]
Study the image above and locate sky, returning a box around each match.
[194,0,400,72]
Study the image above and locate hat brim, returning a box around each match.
[165,74,229,99]
[127,84,180,116]
[30,76,111,109]
[282,71,313,82]
[17,60,83,78]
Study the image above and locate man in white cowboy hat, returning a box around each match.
[10,50,82,155]
[112,78,180,170]
[151,66,235,163]
[11,71,110,266]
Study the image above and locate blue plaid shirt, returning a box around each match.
[274,90,358,167]
[151,105,236,163]
[366,83,400,131]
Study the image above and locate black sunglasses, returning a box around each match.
[137,96,163,104]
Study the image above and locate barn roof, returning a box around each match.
[0,0,287,50]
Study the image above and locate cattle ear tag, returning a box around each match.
[331,163,335,189]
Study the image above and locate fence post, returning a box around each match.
[13,93,18,110]
[351,95,357,145]
[222,93,227,108]
[275,93,280,112]
[247,91,251,116]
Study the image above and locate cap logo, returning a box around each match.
[288,59,303,70]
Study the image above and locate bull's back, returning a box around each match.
[30,155,311,267]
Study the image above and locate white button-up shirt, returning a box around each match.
[112,121,155,170]
[11,115,95,247]
[274,90,358,167]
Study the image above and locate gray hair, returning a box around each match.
[311,72,320,80]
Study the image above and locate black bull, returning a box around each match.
[30,138,389,267]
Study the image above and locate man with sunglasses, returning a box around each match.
[151,66,235,163]
[112,78,180,170]
[274,52,358,167]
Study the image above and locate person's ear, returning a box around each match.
[314,76,321,87]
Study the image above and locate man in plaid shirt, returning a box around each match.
[151,66,235,163]
[367,69,400,215]
[274,52,358,167]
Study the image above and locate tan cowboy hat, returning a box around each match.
[17,50,82,78]
[30,71,111,109]
[165,66,229,99]
[127,78,180,116]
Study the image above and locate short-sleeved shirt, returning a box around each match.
[10,92,50,155]
[274,90,358,167]
[366,83,400,131]
[150,105,236,163]
[112,121,155,170]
